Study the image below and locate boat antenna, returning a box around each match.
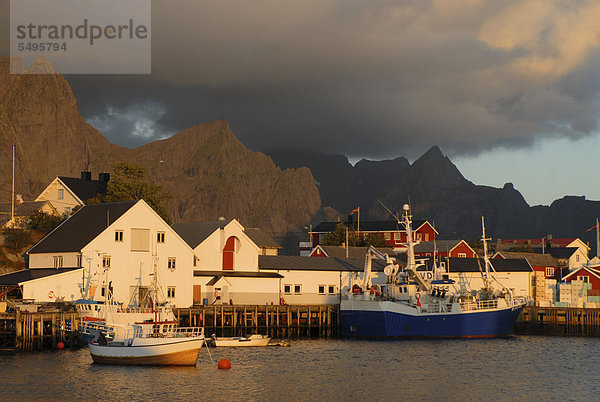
[481,216,491,291]
[377,200,400,224]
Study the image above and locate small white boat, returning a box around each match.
[213,334,270,347]
[89,322,205,366]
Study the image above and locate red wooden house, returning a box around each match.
[562,265,600,289]
[413,240,476,258]
[310,220,437,249]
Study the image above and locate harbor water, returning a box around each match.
[1,336,600,401]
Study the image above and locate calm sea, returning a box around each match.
[1,336,599,401]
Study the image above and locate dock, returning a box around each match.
[516,306,600,336]
[174,304,340,338]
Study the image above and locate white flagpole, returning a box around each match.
[357,206,360,238]
[596,217,599,259]
[11,144,15,228]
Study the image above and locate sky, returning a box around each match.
[2,0,600,206]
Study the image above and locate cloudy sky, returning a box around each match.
[3,0,600,206]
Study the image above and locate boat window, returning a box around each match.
[328,285,336,294]
[318,285,325,295]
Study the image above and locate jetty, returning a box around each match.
[174,304,340,338]
[516,305,600,336]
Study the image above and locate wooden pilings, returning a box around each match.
[174,304,340,338]
[1,311,83,351]
[516,306,600,336]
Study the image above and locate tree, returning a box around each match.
[321,223,358,246]
[26,211,64,233]
[2,228,32,254]
[90,162,173,224]
[362,233,386,248]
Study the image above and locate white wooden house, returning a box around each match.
[0,200,198,307]
[172,219,283,305]
[35,171,109,216]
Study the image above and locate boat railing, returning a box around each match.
[131,325,205,339]
[460,299,499,311]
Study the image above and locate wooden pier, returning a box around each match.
[174,304,340,338]
[516,306,600,336]
[1,307,83,351]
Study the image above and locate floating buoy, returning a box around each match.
[217,359,231,370]
[57,342,64,350]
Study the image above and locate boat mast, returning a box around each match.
[481,216,491,291]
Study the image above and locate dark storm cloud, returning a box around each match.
[5,0,600,160]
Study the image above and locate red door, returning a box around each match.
[223,236,235,270]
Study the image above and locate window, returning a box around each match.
[384,232,391,240]
[318,285,326,294]
[53,256,63,268]
[425,233,429,241]
[283,284,292,294]
[57,188,64,200]
[101,287,105,297]
[168,257,176,270]
[115,230,123,242]
[102,256,111,268]
[76,254,82,267]
[193,256,198,267]
[131,228,150,251]
[157,232,165,243]
[65,207,71,215]
[581,276,590,283]
[546,267,555,277]
[416,233,422,241]
[167,287,176,298]
[576,254,580,262]
[458,253,467,258]
[294,284,302,294]
[328,285,336,294]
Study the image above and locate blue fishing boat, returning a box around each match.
[340,205,528,338]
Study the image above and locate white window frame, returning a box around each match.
[318,285,326,295]
[102,256,111,268]
[157,232,165,244]
[425,233,429,241]
[115,230,123,242]
[76,254,82,267]
[458,253,467,258]
[167,287,176,298]
[580,275,590,283]
[545,267,555,277]
[53,256,63,268]
[168,257,176,270]
[57,188,64,200]
[283,284,292,294]
[384,232,391,240]
[294,284,302,294]
[328,285,336,295]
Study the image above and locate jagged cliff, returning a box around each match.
[0,57,321,233]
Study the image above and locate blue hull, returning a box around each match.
[341,303,526,338]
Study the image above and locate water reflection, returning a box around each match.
[1,337,600,400]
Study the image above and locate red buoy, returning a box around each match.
[217,359,231,370]
[57,342,64,350]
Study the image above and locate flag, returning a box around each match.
[587,224,598,232]
[350,207,359,214]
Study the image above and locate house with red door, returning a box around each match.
[171,219,282,305]
[310,219,437,250]
[413,240,476,258]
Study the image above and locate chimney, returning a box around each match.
[98,172,110,183]
[81,171,92,181]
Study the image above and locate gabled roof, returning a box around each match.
[0,268,80,285]
[0,201,55,217]
[244,228,281,249]
[493,251,558,267]
[414,240,469,254]
[171,220,232,248]
[311,245,395,259]
[501,238,581,247]
[562,266,600,282]
[258,255,387,272]
[313,219,437,234]
[544,247,580,259]
[445,257,532,273]
[57,176,108,202]
[27,201,137,254]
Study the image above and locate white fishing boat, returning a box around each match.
[213,334,270,347]
[89,322,205,366]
